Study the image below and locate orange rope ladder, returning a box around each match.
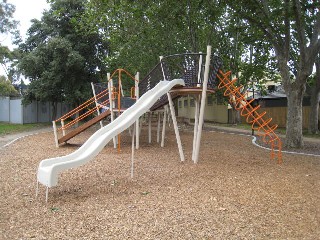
[217,70,282,163]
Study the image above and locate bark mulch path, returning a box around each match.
[0,124,319,239]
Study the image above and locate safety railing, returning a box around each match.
[52,87,116,145]
[139,53,222,96]
[139,53,222,110]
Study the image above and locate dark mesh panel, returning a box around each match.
[139,53,222,110]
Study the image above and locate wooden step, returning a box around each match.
[58,109,111,144]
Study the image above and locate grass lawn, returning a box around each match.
[0,122,51,135]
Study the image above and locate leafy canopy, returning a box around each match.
[0,75,19,96]
[19,0,109,106]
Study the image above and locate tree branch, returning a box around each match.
[310,10,320,47]
[254,0,289,59]
[293,0,307,62]
[306,10,320,70]
[283,0,290,61]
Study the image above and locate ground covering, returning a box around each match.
[0,125,319,239]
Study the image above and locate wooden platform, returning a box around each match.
[150,86,215,111]
[58,109,111,144]
[169,87,215,95]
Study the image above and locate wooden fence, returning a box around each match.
[241,106,320,129]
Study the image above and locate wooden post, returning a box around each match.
[52,121,59,148]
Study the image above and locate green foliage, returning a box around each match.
[0,0,19,78]
[80,0,279,95]
[0,0,18,34]
[227,0,320,80]
[0,75,19,96]
[19,0,109,106]
[80,0,226,77]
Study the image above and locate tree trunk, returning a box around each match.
[285,89,304,148]
[229,108,241,124]
[308,58,320,134]
[308,89,320,134]
[235,109,241,124]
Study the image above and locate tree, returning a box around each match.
[228,0,320,148]
[81,0,227,78]
[220,7,278,124]
[0,45,11,75]
[0,0,18,76]
[0,0,17,34]
[0,75,19,96]
[308,54,320,134]
[19,0,109,118]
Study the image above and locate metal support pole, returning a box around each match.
[194,45,212,163]
[197,52,203,87]
[192,96,200,161]
[61,119,66,136]
[135,72,140,149]
[157,111,161,143]
[108,73,117,148]
[167,93,185,162]
[91,82,103,128]
[160,56,166,80]
[131,123,135,178]
[45,187,49,203]
[148,112,152,143]
[167,106,172,127]
[161,105,168,147]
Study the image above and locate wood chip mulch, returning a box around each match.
[1,124,319,239]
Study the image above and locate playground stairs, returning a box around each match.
[52,86,113,146]
[217,70,282,163]
[58,109,111,144]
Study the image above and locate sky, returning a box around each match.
[0,0,49,76]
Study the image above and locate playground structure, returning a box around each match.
[52,69,139,148]
[37,45,282,201]
[91,69,139,151]
[37,79,185,201]
[138,47,222,163]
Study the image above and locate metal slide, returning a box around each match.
[37,79,185,188]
